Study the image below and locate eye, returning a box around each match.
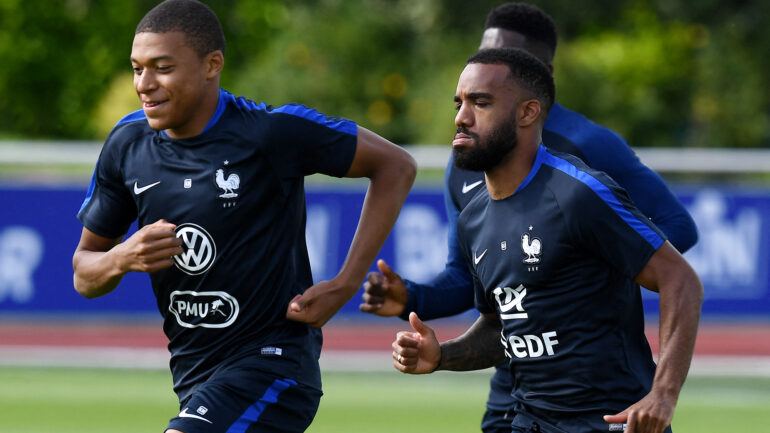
[132,66,143,75]
[157,65,173,72]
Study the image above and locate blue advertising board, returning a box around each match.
[1,184,768,319]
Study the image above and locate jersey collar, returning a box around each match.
[513,144,547,195]
[160,88,228,138]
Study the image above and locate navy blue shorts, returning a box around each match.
[510,404,673,433]
[166,365,322,433]
[481,407,515,433]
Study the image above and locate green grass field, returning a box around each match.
[1,367,768,433]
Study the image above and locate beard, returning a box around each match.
[453,119,518,172]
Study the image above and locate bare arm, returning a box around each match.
[437,312,506,371]
[604,241,703,432]
[287,125,416,327]
[392,312,505,374]
[72,219,183,299]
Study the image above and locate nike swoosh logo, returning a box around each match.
[133,181,161,195]
[462,180,483,194]
[474,249,487,265]
[178,408,212,424]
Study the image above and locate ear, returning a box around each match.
[204,50,224,79]
[517,99,542,128]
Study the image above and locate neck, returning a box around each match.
[166,84,220,139]
[484,132,541,200]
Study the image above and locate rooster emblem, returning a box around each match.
[215,169,240,198]
[521,233,541,264]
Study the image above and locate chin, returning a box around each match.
[144,117,169,131]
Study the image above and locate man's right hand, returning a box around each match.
[73,219,182,299]
[114,219,183,273]
[392,312,440,374]
[359,259,408,317]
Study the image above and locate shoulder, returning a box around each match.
[103,109,153,153]
[222,90,357,136]
[539,148,621,207]
[545,103,630,153]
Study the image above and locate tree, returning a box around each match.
[0,0,767,148]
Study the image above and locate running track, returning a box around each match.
[1,319,769,374]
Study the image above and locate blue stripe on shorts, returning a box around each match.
[226,378,297,433]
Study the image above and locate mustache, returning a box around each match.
[455,127,479,140]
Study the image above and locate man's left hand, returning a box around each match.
[286,279,356,327]
[603,390,675,433]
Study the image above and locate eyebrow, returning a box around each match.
[454,92,494,103]
[130,55,175,64]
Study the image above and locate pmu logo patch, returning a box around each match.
[174,223,216,275]
[169,291,239,328]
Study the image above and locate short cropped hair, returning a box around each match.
[136,0,226,57]
[467,48,555,114]
[484,3,557,61]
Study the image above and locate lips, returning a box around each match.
[453,133,474,147]
[142,100,167,109]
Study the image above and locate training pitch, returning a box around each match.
[0,367,768,433]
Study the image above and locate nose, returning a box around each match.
[134,70,157,94]
[455,101,473,128]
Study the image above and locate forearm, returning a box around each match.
[336,157,416,293]
[401,188,474,320]
[652,268,703,400]
[437,313,506,371]
[72,248,126,299]
[401,266,474,321]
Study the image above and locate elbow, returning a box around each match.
[685,266,704,308]
[694,279,704,307]
[73,270,109,300]
[72,259,95,299]
[79,291,100,300]
[75,287,106,300]
[399,149,417,185]
[382,147,417,190]
[73,277,99,299]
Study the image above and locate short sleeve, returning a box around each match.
[265,104,358,179]
[77,129,138,238]
[565,170,666,280]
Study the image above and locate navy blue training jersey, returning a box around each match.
[78,89,357,401]
[447,103,695,249]
[400,102,696,412]
[458,145,666,416]
[402,102,695,323]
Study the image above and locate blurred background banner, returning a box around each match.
[1,0,768,321]
[1,184,768,319]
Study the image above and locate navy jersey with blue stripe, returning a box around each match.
[398,102,696,412]
[402,102,695,322]
[78,88,357,402]
[458,145,665,416]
